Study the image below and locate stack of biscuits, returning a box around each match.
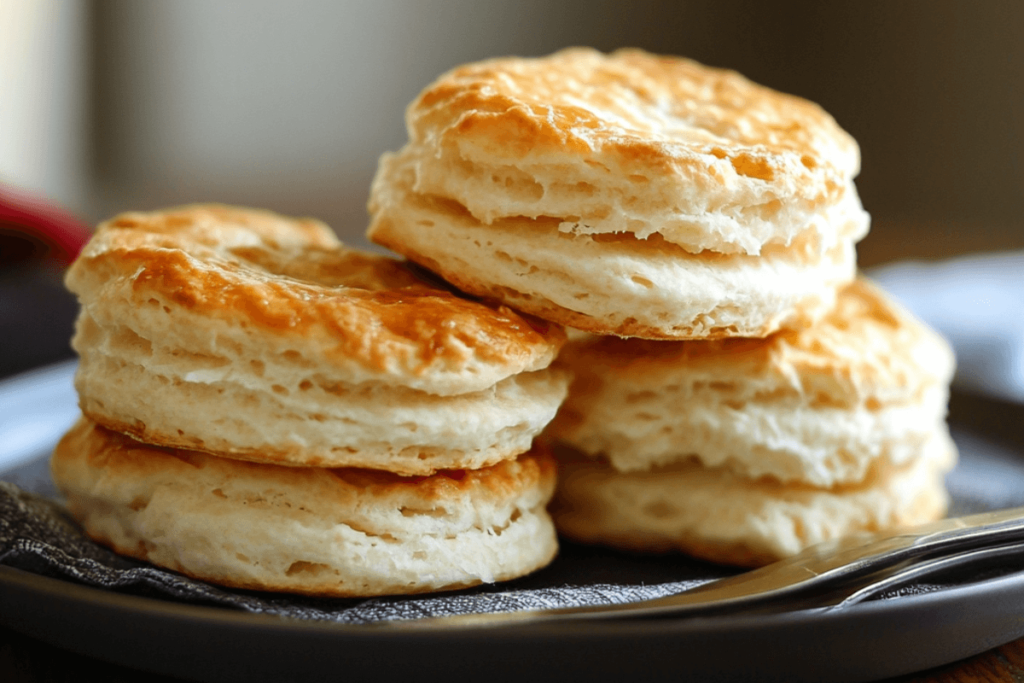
[54,47,957,598]
[367,48,956,567]
[53,205,569,596]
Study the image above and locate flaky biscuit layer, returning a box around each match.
[66,205,569,472]
[66,204,564,395]
[546,279,956,486]
[550,435,954,567]
[402,47,862,256]
[369,155,865,339]
[52,418,559,597]
[369,48,869,339]
[73,309,568,473]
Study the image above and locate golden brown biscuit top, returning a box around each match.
[561,278,955,404]
[66,205,564,385]
[409,47,859,186]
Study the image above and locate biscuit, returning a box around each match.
[550,433,955,567]
[52,418,559,597]
[368,48,870,339]
[66,205,569,474]
[546,278,956,487]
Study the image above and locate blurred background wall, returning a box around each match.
[2,0,1022,265]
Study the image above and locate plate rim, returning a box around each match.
[5,560,1024,683]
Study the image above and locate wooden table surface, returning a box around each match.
[901,638,1024,683]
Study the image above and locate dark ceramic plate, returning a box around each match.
[3,361,1024,683]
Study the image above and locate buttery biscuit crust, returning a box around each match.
[67,204,565,394]
[400,47,862,255]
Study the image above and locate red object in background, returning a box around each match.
[0,185,92,269]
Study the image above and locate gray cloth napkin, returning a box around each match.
[0,459,736,624]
